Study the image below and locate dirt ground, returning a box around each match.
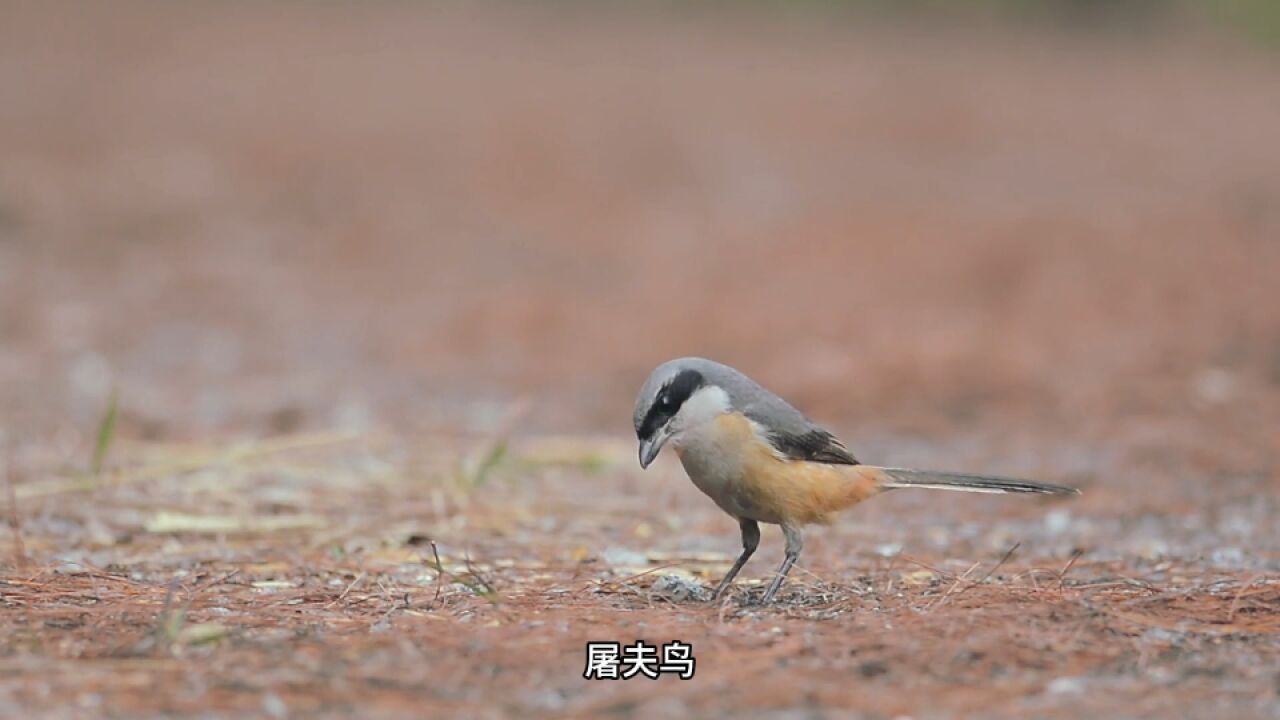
[2,2,1279,718]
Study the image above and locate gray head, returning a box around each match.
[632,357,821,468]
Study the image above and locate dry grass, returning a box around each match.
[2,433,1277,718]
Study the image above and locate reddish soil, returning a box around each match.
[1,2,1278,718]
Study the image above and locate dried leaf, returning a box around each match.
[902,570,938,586]
[145,511,326,534]
[177,622,229,645]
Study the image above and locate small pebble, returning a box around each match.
[651,574,709,602]
[1046,676,1086,695]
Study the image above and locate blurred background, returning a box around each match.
[3,3,1280,716]
[2,0,1279,483]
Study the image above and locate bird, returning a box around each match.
[632,357,1080,605]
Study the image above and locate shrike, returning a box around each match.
[633,357,1079,605]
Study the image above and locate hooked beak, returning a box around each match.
[638,425,673,469]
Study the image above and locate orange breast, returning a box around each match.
[712,413,886,526]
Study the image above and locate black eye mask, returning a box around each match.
[636,369,704,441]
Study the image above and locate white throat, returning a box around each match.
[669,385,731,444]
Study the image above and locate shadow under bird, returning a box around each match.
[633,357,1081,605]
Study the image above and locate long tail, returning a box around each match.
[873,467,1080,496]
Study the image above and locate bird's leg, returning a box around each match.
[712,518,760,601]
[760,524,803,605]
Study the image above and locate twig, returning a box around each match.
[429,540,445,609]
[190,569,240,595]
[926,561,982,612]
[1058,549,1083,590]
[462,552,498,600]
[928,543,1021,611]
[324,571,366,609]
[883,553,899,597]
[976,543,1022,586]
[1227,573,1265,623]
[371,586,408,628]
[582,562,689,595]
[898,555,957,582]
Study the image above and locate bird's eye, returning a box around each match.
[659,395,674,409]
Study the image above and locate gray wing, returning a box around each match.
[657,356,860,465]
[730,378,859,465]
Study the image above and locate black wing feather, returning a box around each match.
[764,427,859,465]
